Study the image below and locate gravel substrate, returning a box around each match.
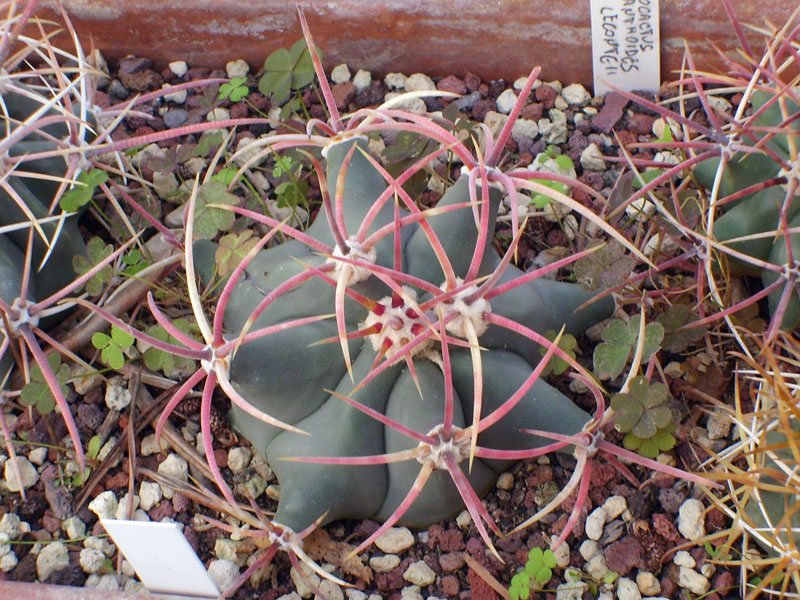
[0,53,743,600]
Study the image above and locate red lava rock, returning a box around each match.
[104,471,129,491]
[467,568,501,600]
[546,229,567,246]
[440,574,460,596]
[464,72,482,92]
[478,83,490,98]
[172,492,191,512]
[331,81,356,109]
[628,113,656,135]
[375,558,413,591]
[213,448,227,469]
[472,98,496,121]
[229,101,249,119]
[428,524,465,552]
[466,537,503,575]
[438,552,465,572]
[41,513,61,534]
[604,535,646,576]
[705,506,727,531]
[713,570,735,594]
[355,80,388,108]
[437,75,467,95]
[660,572,678,598]
[120,68,163,93]
[591,91,629,133]
[118,56,152,76]
[183,526,201,554]
[525,466,553,487]
[488,79,506,99]
[534,84,557,108]
[247,91,270,111]
[148,499,176,521]
[520,102,543,121]
[589,460,616,487]
[652,512,681,542]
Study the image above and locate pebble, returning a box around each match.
[0,514,21,539]
[404,73,435,92]
[37,541,69,581]
[585,506,607,540]
[677,499,705,541]
[554,94,569,110]
[80,547,106,574]
[375,527,414,553]
[62,516,85,540]
[208,559,240,594]
[511,118,539,142]
[383,92,426,114]
[403,560,435,586]
[369,554,400,572]
[496,472,514,490]
[706,412,731,440]
[105,379,132,411]
[157,454,189,499]
[85,536,116,557]
[169,61,188,78]
[226,59,249,79]
[228,447,252,474]
[28,447,47,466]
[152,171,178,198]
[557,570,587,600]
[278,594,302,600]
[678,566,711,595]
[580,143,606,171]
[346,591,367,600]
[237,474,267,499]
[140,433,168,456]
[139,481,162,511]
[617,577,641,600]
[116,493,140,520]
[207,107,231,122]
[162,84,187,105]
[673,550,695,568]
[331,63,351,84]
[585,553,609,579]
[315,580,344,600]
[0,533,9,557]
[495,88,519,114]
[385,72,407,90]
[353,69,372,91]
[625,196,656,222]
[4,456,39,491]
[291,563,320,598]
[553,541,571,568]
[636,571,661,595]
[86,573,122,590]
[0,552,17,572]
[603,495,628,521]
[108,79,129,100]
[455,510,471,530]
[561,83,591,106]
[580,539,602,561]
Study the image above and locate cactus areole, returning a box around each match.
[198,137,613,535]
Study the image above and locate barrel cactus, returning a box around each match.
[693,90,800,331]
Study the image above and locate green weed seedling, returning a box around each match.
[611,375,676,459]
[218,77,249,102]
[509,547,557,599]
[73,236,114,296]
[539,330,578,377]
[593,315,663,381]
[529,146,575,209]
[92,325,135,370]
[20,353,70,416]
[60,169,109,212]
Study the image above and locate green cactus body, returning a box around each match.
[205,138,612,534]
[694,90,800,328]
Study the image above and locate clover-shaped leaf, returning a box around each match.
[142,318,199,377]
[657,303,707,353]
[525,547,556,584]
[192,181,238,239]
[92,325,135,370]
[215,229,259,276]
[593,316,664,381]
[218,77,249,102]
[622,422,677,459]
[73,236,114,296]
[573,241,637,292]
[611,376,672,440]
[60,169,109,212]
[258,38,315,104]
[539,330,577,377]
[20,353,70,415]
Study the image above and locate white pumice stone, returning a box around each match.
[156,453,188,499]
[169,61,188,77]
[36,541,69,581]
[678,498,706,541]
[4,457,38,491]
[330,63,351,84]
[88,490,118,520]
[375,527,415,553]
[353,69,372,91]
[496,88,519,114]
[404,73,435,92]
[225,59,250,79]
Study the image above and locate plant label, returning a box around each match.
[101,519,220,597]
[590,0,661,95]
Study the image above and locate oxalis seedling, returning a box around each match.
[509,547,557,599]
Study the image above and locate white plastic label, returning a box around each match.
[102,519,220,597]
[590,0,661,96]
